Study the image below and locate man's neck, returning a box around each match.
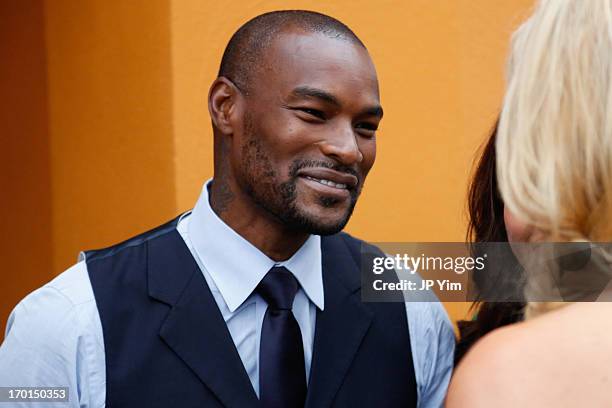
[209,181,309,262]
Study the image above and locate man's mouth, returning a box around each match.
[303,175,348,190]
[296,168,358,190]
[295,167,359,202]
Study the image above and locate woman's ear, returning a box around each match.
[208,77,242,135]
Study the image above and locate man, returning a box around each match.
[0,11,454,407]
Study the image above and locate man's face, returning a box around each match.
[231,30,381,235]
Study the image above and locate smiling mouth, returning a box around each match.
[303,175,348,190]
[296,167,359,192]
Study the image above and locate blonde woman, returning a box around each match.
[446,1,612,406]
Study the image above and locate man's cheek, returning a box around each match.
[363,153,376,173]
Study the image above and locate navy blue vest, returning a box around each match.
[86,216,417,407]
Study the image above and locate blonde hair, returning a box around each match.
[497,0,612,318]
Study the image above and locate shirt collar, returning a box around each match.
[188,179,324,313]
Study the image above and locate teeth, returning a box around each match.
[304,176,347,189]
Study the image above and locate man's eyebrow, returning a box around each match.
[360,105,384,119]
[290,86,340,106]
[290,86,383,118]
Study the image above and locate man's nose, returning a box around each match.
[318,124,363,166]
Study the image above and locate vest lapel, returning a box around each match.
[306,234,373,408]
[148,230,259,408]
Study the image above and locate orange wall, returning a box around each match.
[45,0,177,274]
[1,1,535,334]
[0,0,52,337]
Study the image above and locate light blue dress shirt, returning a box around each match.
[0,181,455,408]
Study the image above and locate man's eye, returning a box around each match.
[299,108,326,120]
[355,122,378,135]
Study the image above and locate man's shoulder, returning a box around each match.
[9,261,96,318]
[332,231,386,259]
[47,260,97,306]
[334,231,380,249]
[3,261,99,346]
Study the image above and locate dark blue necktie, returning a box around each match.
[257,266,307,408]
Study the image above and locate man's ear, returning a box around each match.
[208,77,242,135]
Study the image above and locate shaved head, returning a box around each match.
[218,10,366,94]
[208,10,379,238]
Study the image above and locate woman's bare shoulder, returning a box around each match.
[446,321,534,407]
[446,303,612,407]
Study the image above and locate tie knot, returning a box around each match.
[257,266,299,310]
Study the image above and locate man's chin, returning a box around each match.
[299,220,348,236]
[289,207,353,236]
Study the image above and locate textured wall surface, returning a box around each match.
[1,0,535,334]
